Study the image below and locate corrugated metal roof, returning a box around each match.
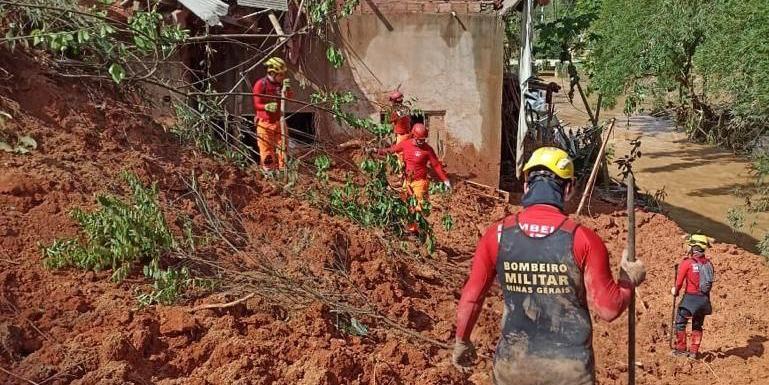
[178,0,229,26]
[237,0,288,11]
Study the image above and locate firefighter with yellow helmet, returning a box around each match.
[671,233,715,358]
[253,57,292,172]
[452,147,647,384]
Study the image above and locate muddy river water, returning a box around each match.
[550,81,768,253]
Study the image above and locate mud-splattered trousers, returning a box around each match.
[675,294,711,332]
[493,216,594,385]
[455,205,633,384]
[673,256,713,353]
[252,76,291,171]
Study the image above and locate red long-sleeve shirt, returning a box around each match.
[252,76,293,123]
[455,204,633,341]
[390,110,411,135]
[674,256,711,295]
[379,139,448,182]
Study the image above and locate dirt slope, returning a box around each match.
[1,51,768,385]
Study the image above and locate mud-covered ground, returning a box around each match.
[1,51,768,385]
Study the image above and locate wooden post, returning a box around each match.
[268,13,287,43]
[280,81,288,174]
[575,80,597,127]
[575,118,616,217]
[669,263,679,349]
[627,172,637,385]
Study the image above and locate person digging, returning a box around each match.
[374,123,450,233]
[252,57,293,175]
[452,147,647,385]
[671,233,715,359]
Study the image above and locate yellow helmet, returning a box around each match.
[265,57,287,74]
[523,147,574,180]
[687,233,711,250]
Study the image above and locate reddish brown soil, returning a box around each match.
[1,51,768,385]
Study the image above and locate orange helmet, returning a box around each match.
[388,91,404,102]
[412,123,428,139]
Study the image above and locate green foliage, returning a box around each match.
[759,233,769,260]
[587,0,769,148]
[428,180,449,196]
[171,99,248,167]
[310,90,393,138]
[588,1,707,107]
[441,213,454,232]
[314,154,332,183]
[535,0,600,61]
[643,187,667,214]
[42,172,199,304]
[332,310,368,336]
[731,152,769,258]
[307,0,360,27]
[726,207,746,233]
[327,158,436,250]
[696,1,769,135]
[614,137,642,180]
[326,45,345,68]
[137,260,214,306]
[108,63,125,84]
[43,172,174,278]
[1,1,189,84]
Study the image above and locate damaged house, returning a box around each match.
[146,0,512,188]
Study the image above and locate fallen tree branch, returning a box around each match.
[338,139,368,149]
[189,293,255,312]
[0,366,40,385]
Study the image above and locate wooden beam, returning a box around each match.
[268,12,287,43]
[363,0,394,31]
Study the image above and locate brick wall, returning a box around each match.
[351,0,499,15]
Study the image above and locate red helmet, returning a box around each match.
[412,123,428,139]
[388,91,404,102]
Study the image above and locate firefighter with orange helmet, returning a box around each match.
[376,123,450,211]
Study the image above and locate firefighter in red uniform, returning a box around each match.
[253,57,292,173]
[388,91,412,145]
[451,147,647,385]
[376,123,450,215]
[671,233,715,359]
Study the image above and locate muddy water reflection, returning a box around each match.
[549,81,766,252]
[608,115,767,252]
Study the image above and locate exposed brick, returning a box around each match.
[480,1,495,12]
[468,2,482,13]
[377,2,395,12]
[436,2,452,12]
[407,2,422,12]
[422,2,438,12]
[391,1,408,12]
[451,2,469,13]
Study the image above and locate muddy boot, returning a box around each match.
[688,330,702,359]
[671,331,688,356]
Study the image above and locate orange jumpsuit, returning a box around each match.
[253,76,292,170]
[379,139,448,210]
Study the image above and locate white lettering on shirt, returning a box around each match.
[519,222,556,238]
